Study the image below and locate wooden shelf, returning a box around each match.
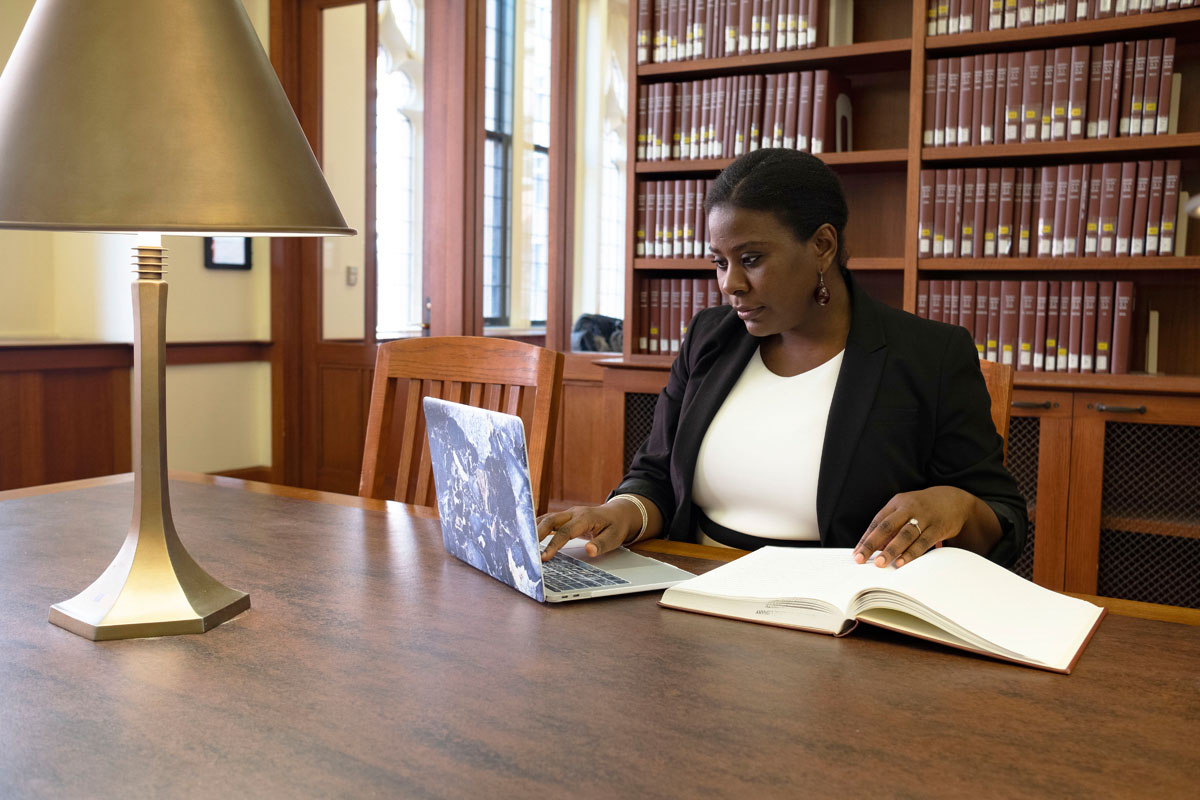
[636,38,914,81]
[925,8,1200,52]
[921,133,1200,163]
[635,149,909,175]
[1100,514,1200,540]
[1014,372,1200,395]
[635,256,903,271]
[920,256,1200,272]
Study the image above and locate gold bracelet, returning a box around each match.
[611,493,648,544]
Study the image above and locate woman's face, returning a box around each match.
[706,204,832,338]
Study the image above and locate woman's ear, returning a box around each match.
[810,223,839,268]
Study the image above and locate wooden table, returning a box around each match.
[2,474,1197,798]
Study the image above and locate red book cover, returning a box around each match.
[986,279,1002,361]
[760,0,775,54]
[1098,42,1116,138]
[919,170,935,258]
[1017,167,1035,256]
[1118,40,1135,136]
[998,167,1016,256]
[1129,39,1148,137]
[636,84,649,159]
[930,279,945,323]
[691,277,706,324]
[1021,49,1044,143]
[1003,50,1023,143]
[1159,159,1181,255]
[1075,163,1092,257]
[971,53,985,145]
[947,169,963,259]
[998,280,1020,367]
[973,282,989,356]
[738,0,753,54]
[1110,281,1135,374]
[946,58,961,147]
[918,279,930,319]
[924,60,938,146]
[636,184,647,257]
[984,167,1000,257]
[707,277,721,308]
[761,73,777,150]
[772,68,787,146]
[945,280,960,327]
[669,278,683,354]
[679,279,693,341]
[960,170,978,257]
[1067,280,1084,373]
[694,179,707,256]
[1016,280,1037,371]
[934,169,947,258]
[797,71,814,152]
[1130,160,1152,256]
[993,52,1008,144]
[683,180,696,256]
[1080,280,1098,372]
[647,279,661,354]
[783,71,800,149]
[749,74,764,151]
[1115,160,1137,256]
[1063,163,1084,257]
[1157,37,1175,135]
[1098,161,1121,256]
[1051,47,1071,141]
[1044,281,1060,372]
[1033,280,1049,371]
[679,83,692,158]
[1094,280,1115,373]
[1084,165,1103,255]
[1067,45,1090,140]
[1056,281,1070,372]
[637,0,652,64]
[980,53,997,145]
[959,56,976,146]
[1107,41,1125,137]
[1036,165,1056,257]
[1086,45,1103,138]
[659,277,671,355]
[811,70,848,154]
[638,280,650,353]
[960,280,977,333]
[1040,44,1056,141]
[1141,38,1163,136]
[971,167,988,259]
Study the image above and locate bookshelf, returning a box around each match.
[608,1,1200,609]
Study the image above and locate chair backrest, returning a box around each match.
[359,336,565,513]
[978,359,1014,461]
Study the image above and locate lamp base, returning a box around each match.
[50,592,250,641]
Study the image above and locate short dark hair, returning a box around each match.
[704,148,849,270]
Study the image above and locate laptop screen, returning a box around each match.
[423,397,546,601]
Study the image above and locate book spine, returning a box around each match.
[930,279,945,322]
[798,71,814,152]
[1115,160,1137,256]
[1021,50,1044,142]
[1130,159,1152,256]
[998,280,1020,366]
[1098,42,1116,137]
[1033,280,1049,371]
[1157,37,1175,135]
[1080,280,1098,372]
[1084,166,1103,255]
[986,279,1002,361]
[980,54,996,144]
[1004,52,1023,144]
[1037,165,1056,257]
[1118,40,1134,136]
[918,279,930,319]
[1051,47,1071,141]
[961,169,977,257]
[974,282,989,356]
[1159,159,1181,255]
[924,61,938,146]
[1111,281,1135,374]
[1094,280,1115,373]
[1017,167,1034,256]
[984,167,1000,257]
[998,167,1016,256]
[961,56,977,146]
[1086,45,1103,138]
[1063,163,1084,257]
[1017,280,1037,370]
[934,169,947,259]
[1130,39,1148,137]
[1067,280,1084,372]
[1142,38,1163,136]
[919,170,935,258]
[1044,281,1060,371]
[647,279,661,353]
[1068,45,1090,140]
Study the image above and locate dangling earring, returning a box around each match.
[813,269,830,307]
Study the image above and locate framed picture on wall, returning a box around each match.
[204,236,252,270]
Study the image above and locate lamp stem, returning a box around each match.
[47,243,250,640]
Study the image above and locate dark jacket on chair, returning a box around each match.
[613,273,1027,567]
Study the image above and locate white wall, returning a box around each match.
[0,0,275,473]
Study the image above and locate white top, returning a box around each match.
[692,347,844,541]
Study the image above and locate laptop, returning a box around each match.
[423,396,693,602]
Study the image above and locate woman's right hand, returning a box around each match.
[536,499,646,561]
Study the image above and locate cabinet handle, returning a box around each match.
[1012,401,1052,409]
[1094,403,1147,414]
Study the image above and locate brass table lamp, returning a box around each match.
[0,1,354,639]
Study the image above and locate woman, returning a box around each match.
[540,149,1026,569]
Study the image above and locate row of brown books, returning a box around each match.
[636,0,850,65]
[918,160,1184,259]
[926,0,1195,36]
[917,279,1136,373]
[637,70,851,161]
[924,38,1179,147]
[636,179,715,259]
[637,277,726,355]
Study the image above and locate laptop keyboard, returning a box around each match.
[542,551,630,593]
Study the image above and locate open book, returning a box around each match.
[659,547,1106,673]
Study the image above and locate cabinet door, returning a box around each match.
[1010,389,1073,590]
[1066,393,1200,609]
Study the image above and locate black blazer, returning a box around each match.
[614,274,1027,567]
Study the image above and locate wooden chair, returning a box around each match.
[359,337,565,514]
[978,359,1014,461]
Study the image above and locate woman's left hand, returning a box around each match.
[852,486,978,568]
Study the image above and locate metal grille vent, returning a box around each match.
[624,393,659,472]
[1006,416,1040,581]
[1097,422,1200,608]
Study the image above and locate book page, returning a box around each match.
[863,548,1103,668]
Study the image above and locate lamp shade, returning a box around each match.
[0,0,353,236]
